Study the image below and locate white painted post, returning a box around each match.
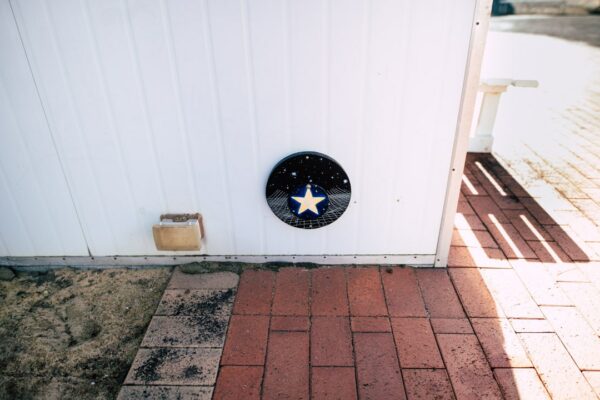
[434,0,494,268]
[469,79,539,153]
[471,87,505,152]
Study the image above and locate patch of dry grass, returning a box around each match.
[0,267,171,400]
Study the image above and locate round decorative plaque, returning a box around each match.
[266,152,351,229]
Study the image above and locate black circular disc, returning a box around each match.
[266,151,351,229]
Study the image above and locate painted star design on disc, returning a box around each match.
[291,184,327,216]
[266,151,351,229]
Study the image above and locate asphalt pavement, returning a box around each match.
[491,15,600,47]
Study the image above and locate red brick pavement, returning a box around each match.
[214,153,600,399]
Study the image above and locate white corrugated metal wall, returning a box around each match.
[0,0,477,260]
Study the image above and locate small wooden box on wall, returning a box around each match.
[152,213,204,251]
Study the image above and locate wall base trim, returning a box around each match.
[1,254,436,269]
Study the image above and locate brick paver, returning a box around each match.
[142,315,230,348]
[124,348,221,386]
[311,268,349,316]
[271,268,309,316]
[468,196,510,224]
[543,224,591,261]
[354,333,406,400]
[448,245,512,268]
[502,209,553,242]
[155,288,233,316]
[449,268,503,318]
[541,306,600,370]
[584,371,600,398]
[168,270,239,290]
[347,268,388,316]
[270,316,310,332]
[350,317,391,332]
[455,212,487,230]
[311,317,353,366]
[579,262,600,288]
[486,221,538,260]
[233,270,274,315]
[452,227,498,248]
[559,281,600,334]
[471,318,532,368]
[221,315,269,366]
[262,332,309,400]
[511,260,572,306]
[519,333,597,399]
[402,369,455,400]
[311,367,357,400]
[213,366,263,400]
[430,318,474,334]
[546,260,587,282]
[437,334,503,399]
[120,270,237,397]
[509,318,554,333]
[528,239,574,263]
[416,269,465,318]
[493,368,550,400]
[381,267,427,317]
[480,269,543,318]
[117,386,213,400]
[391,318,444,369]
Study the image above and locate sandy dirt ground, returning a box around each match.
[0,267,171,400]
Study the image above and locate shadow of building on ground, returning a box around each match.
[445,152,599,398]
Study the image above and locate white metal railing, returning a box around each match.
[469,78,539,153]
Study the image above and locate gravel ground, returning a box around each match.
[0,267,171,400]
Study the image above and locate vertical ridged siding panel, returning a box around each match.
[0,0,88,256]
[2,0,477,257]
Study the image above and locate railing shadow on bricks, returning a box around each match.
[453,153,590,265]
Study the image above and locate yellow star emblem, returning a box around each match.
[291,185,326,215]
